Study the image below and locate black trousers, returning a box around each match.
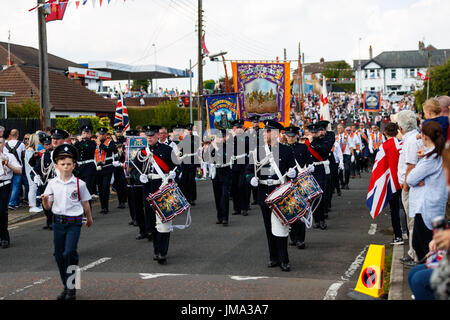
[340,155,351,187]
[231,170,249,213]
[258,186,289,265]
[180,166,197,203]
[39,184,53,227]
[312,166,327,223]
[212,175,231,223]
[289,220,305,243]
[127,185,143,223]
[0,184,12,243]
[330,161,341,200]
[97,171,113,211]
[113,167,127,204]
[152,230,170,257]
[412,214,433,261]
[389,190,403,239]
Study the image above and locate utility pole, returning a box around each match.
[189,59,193,123]
[37,0,51,130]
[197,0,204,129]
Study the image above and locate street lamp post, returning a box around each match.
[153,43,157,95]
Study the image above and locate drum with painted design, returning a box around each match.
[146,182,190,223]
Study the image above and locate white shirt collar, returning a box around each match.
[56,174,77,185]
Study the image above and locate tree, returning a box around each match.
[7,98,40,118]
[131,79,150,92]
[414,59,450,112]
[323,61,354,79]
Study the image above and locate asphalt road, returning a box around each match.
[0,172,395,300]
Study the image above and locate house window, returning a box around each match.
[391,69,396,80]
[0,96,6,119]
[370,69,375,79]
[364,70,368,79]
[376,69,380,78]
[410,68,415,77]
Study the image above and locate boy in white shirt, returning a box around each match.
[42,144,93,300]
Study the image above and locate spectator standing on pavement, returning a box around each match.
[397,110,421,267]
[0,136,22,249]
[4,129,26,210]
[406,121,448,262]
[25,134,43,213]
[422,98,449,141]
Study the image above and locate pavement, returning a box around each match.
[6,178,413,300]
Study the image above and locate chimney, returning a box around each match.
[369,45,373,59]
[320,57,325,64]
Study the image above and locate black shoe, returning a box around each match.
[190,202,196,206]
[268,261,280,268]
[251,201,258,205]
[136,234,148,240]
[232,211,241,215]
[289,240,297,246]
[153,254,159,261]
[1,240,9,249]
[222,221,228,226]
[296,241,306,249]
[133,221,138,227]
[65,289,76,300]
[128,220,135,226]
[216,220,222,224]
[320,221,327,230]
[337,191,342,196]
[157,255,167,264]
[147,235,153,242]
[345,185,349,190]
[43,225,50,230]
[242,211,248,216]
[280,263,291,272]
[313,222,320,229]
[56,289,68,300]
[118,203,126,209]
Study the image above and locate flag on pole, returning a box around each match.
[45,0,68,22]
[114,95,130,133]
[320,76,330,123]
[202,32,209,57]
[366,138,402,219]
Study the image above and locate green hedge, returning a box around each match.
[128,101,198,130]
[55,116,112,135]
[7,98,40,118]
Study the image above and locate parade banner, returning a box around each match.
[232,62,290,127]
[205,93,238,130]
[363,91,382,112]
[124,136,147,177]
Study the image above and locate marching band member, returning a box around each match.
[112,125,128,209]
[247,120,296,272]
[358,123,370,172]
[95,127,117,214]
[178,124,201,206]
[204,129,233,225]
[41,143,93,301]
[336,125,354,190]
[368,125,385,164]
[74,125,97,205]
[231,120,251,217]
[130,125,179,264]
[318,120,337,218]
[30,129,69,230]
[283,126,313,249]
[247,115,261,206]
[350,124,362,178]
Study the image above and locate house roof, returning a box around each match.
[353,48,450,70]
[0,65,115,113]
[0,41,84,72]
[301,60,345,74]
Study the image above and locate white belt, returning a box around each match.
[313,160,330,174]
[232,154,247,161]
[0,180,11,188]
[215,163,231,168]
[104,156,114,162]
[147,173,165,180]
[259,179,282,186]
[78,160,95,165]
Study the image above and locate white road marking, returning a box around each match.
[323,246,369,300]
[368,224,377,235]
[229,276,270,281]
[140,273,187,280]
[0,257,112,300]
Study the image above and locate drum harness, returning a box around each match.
[131,147,191,232]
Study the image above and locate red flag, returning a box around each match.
[202,32,209,57]
[418,71,429,81]
[46,1,68,22]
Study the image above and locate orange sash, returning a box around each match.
[95,138,110,163]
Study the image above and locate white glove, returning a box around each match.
[351,155,355,163]
[168,170,176,180]
[339,161,344,171]
[112,161,121,167]
[250,177,259,187]
[356,150,360,156]
[33,175,42,186]
[139,174,149,184]
[307,164,315,173]
[287,167,296,178]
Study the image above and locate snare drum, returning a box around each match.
[146,182,191,223]
[293,171,323,201]
[265,181,310,226]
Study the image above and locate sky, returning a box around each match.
[1,0,449,92]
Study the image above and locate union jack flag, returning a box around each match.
[367,138,402,219]
[114,95,130,133]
